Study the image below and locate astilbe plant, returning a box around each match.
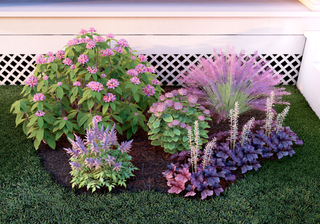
[178,46,290,122]
[147,88,211,154]
[64,119,138,192]
[10,27,162,149]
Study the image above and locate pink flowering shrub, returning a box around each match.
[178,46,291,123]
[65,119,138,192]
[10,28,162,149]
[147,88,211,154]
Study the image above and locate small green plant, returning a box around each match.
[10,27,162,149]
[65,119,138,192]
[147,88,211,154]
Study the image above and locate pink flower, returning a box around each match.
[188,95,198,104]
[129,50,132,53]
[203,109,210,115]
[164,99,174,107]
[57,82,63,86]
[46,56,56,63]
[56,50,65,59]
[130,77,141,85]
[138,54,147,62]
[94,36,105,42]
[87,66,98,74]
[103,93,116,103]
[101,73,106,78]
[134,112,139,116]
[142,84,155,97]
[165,92,174,98]
[87,81,103,92]
[159,95,166,101]
[114,47,123,54]
[25,75,38,87]
[106,79,119,89]
[70,64,76,69]
[173,102,183,110]
[67,38,79,46]
[78,54,89,65]
[88,27,96,32]
[186,125,191,130]
[168,122,173,128]
[62,58,73,66]
[172,120,180,126]
[126,69,138,77]
[73,81,81,86]
[178,88,188,96]
[33,93,46,102]
[117,39,129,47]
[93,115,102,123]
[135,64,147,74]
[35,110,45,117]
[151,79,160,85]
[156,103,166,113]
[146,67,155,73]
[130,56,136,60]
[106,33,114,39]
[63,117,68,121]
[43,75,49,80]
[47,52,54,57]
[179,122,186,128]
[35,54,46,64]
[199,106,205,110]
[86,41,96,50]
[102,49,115,56]
[79,29,87,34]
[198,115,205,121]
[79,38,88,43]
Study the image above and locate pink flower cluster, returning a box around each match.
[146,67,155,73]
[33,93,46,102]
[70,64,76,69]
[67,38,80,47]
[114,47,123,54]
[87,81,104,92]
[101,73,106,78]
[151,79,160,85]
[35,110,45,117]
[126,69,138,77]
[86,40,96,50]
[103,93,116,103]
[78,54,89,65]
[88,27,96,33]
[73,81,81,87]
[87,66,98,74]
[56,50,65,59]
[93,115,102,123]
[106,79,119,89]
[43,75,49,80]
[106,33,114,39]
[135,64,147,74]
[117,39,129,47]
[25,75,38,87]
[57,82,63,86]
[46,56,56,63]
[35,54,47,64]
[142,84,155,97]
[94,36,105,42]
[62,58,73,66]
[138,54,147,62]
[102,49,115,56]
[79,29,87,35]
[130,77,141,85]
[47,52,54,56]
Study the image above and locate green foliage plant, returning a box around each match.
[147,88,211,154]
[10,27,162,149]
[65,119,138,192]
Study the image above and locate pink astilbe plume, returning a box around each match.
[118,140,133,153]
[178,46,290,122]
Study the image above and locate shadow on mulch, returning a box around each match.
[36,86,275,199]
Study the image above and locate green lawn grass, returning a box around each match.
[0,85,319,223]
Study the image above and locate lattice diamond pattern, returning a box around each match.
[0,53,302,86]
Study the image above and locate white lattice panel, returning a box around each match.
[0,53,302,86]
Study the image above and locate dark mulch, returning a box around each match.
[36,86,270,198]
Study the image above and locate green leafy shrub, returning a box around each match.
[147,88,211,154]
[10,27,162,149]
[65,119,138,192]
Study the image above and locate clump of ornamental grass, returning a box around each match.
[10,27,162,149]
[64,118,138,192]
[147,88,211,154]
[178,46,290,123]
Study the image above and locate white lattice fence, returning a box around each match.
[0,53,302,86]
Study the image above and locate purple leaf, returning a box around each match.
[201,189,214,200]
[241,164,253,174]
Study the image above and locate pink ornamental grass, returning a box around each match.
[103,93,116,103]
[78,54,89,65]
[142,84,156,97]
[87,81,103,92]
[33,93,46,102]
[25,75,38,87]
[106,79,119,89]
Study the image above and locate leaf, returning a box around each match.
[153,120,160,128]
[27,117,38,127]
[38,117,44,128]
[57,87,64,99]
[151,140,161,146]
[162,114,173,123]
[79,115,89,127]
[173,128,180,136]
[34,138,41,150]
[112,115,123,124]
[51,63,58,72]
[132,85,138,94]
[201,189,214,200]
[36,128,44,142]
[46,136,56,149]
[133,93,140,102]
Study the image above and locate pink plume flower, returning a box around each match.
[101,73,106,78]
[88,27,97,32]
[103,93,116,103]
[43,75,49,80]
[25,75,38,87]
[117,39,129,47]
[87,81,103,92]
[114,47,123,54]
[33,93,46,102]
[70,64,76,69]
[198,115,205,121]
[87,66,98,74]
[62,58,73,65]
[102,49,114,56]
[78,54,89,65]
[93,115,102,123]
[135,64,147,74]
[35,110,45,117]
[106,79,119,89]
[130,77,141,85]
[142,84,156,97]
[106,33,114,39]
[126,69,138,77]
[57,82,63,86]
[138,54,147,62]
[73,81,81,87]
[56,50,65,59]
